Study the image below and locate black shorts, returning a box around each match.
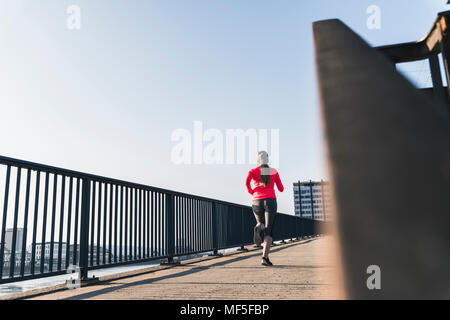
[252,198,277,237]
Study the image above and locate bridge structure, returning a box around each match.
[0,155,325,297]
[4,8,450,301]
[314,10,450,299]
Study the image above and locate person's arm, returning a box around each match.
[275,172,284,192]
[245,171,254,195]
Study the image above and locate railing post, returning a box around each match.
[79,179,91,280]
[208,202,222,256]
[164,193,177,264]
[238,207,248,251]
[212,202,218,254]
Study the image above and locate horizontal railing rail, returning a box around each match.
[0,155,324,284]
[375,10,450,110]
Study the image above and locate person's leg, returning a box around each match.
[262,199,277,259]
[262,235,272,258]
[252,201,265,246]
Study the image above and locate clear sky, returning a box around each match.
[0,0,447,214]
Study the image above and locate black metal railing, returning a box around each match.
[0,155,322,284]
[376,10,450,111]
[313,12,450,298]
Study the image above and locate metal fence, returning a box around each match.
[0,155,322,284]
[376,10,450,112]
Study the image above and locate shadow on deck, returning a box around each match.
[20,236,337,300]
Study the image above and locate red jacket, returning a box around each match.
[245,166,284,200]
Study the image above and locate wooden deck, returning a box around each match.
[25,236,339,300]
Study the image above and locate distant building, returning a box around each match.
[5,228,24,252]
[28,243,69,261]
[27,243,111,263]
[293,180,331,221]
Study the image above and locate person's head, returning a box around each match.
[257,151,269,166]
[257,151,270,186]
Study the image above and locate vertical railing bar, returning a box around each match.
[162,193,165,256]
[204,201,208,251]
[134,188,137,260]
[210,202,213,250]
[130,187,134,260]
[180,197,184,254]
[79,179,91,280]
[203,201,206,251]
[90,181,96,267]
[119,185,123,262]
[186,198,189,254]
[240,207,244,248]
[114,184,118,263]
[131,188,134,260]
[161,193,164,256]
[179,197,183,254]
[72,178,80,266]
[195,199,198,252]
[142,189,145,259]
[151,191,154,258]
[103,183,108,265]
[178,197,181,254]
[137,189,140,259]
[49,174,58,272]
[194,199,197,252]
[109,184,113,264]
[147,190,150,258]
[189,198,193,253]
[139,189,142,260]
[205,202,208,250]
[65,177,73,269]
[181,197,184,254]
[39,172,50,274]
[205,202,209,250]
[159,193,163,256]
[199,201,203,251]
[124,187,128,261]
[204,202,208,250]
[163,193,167,256]
[203,201,206,250]
[186,198,189,253]
[209,202,212,249]
[156,192,160,257]
[160,193,163,257]
[57,175,66,271]
[30,170,41,275]
[174,196,177,255]
[191,198,197,252]
[145,190,148,258]
[144,190,150,258]
[0,166,11,279]
[9,167,21,278]
[198,199,200,251]
[19,169,31,277]
[186,198,188,254]
[96,182,102,266]
[16,169,31,277]
[198,200,201,251]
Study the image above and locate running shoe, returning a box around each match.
[261,257,273,266]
